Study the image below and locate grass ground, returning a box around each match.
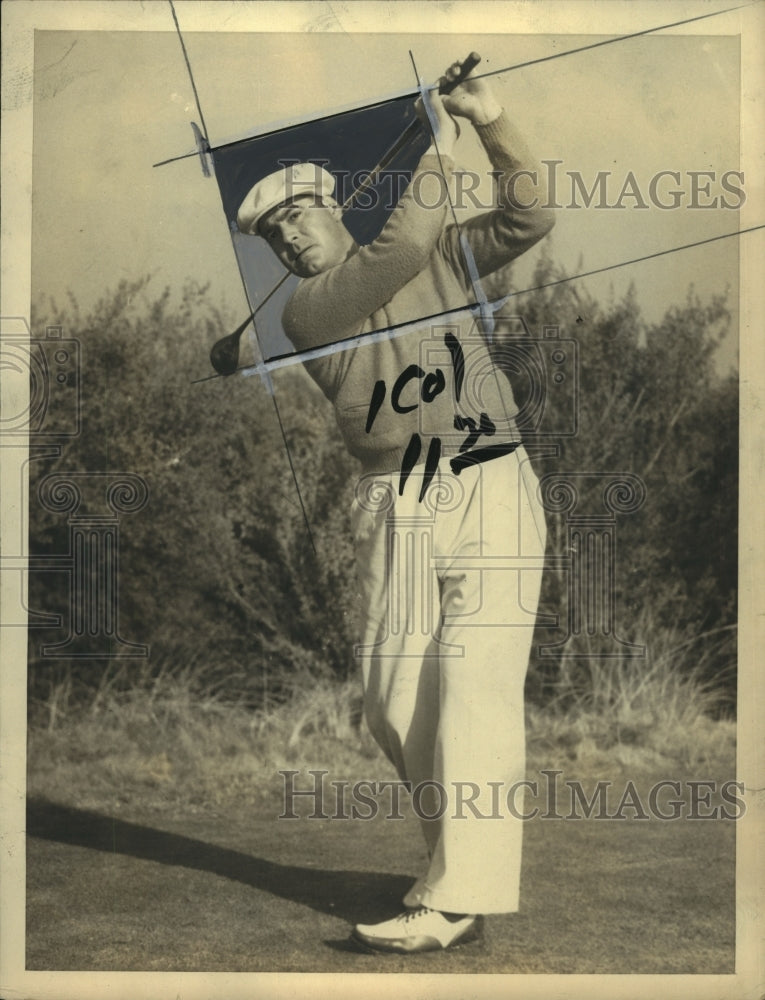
[25,669,737,974]
[26,788,734,973]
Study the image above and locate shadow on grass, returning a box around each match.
[27,798,411,926]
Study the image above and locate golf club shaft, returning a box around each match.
[342,52,481,211]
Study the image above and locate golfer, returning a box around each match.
[237,57,554,953]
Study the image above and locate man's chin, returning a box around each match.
[293,259,327,278]
[284,248,343,277]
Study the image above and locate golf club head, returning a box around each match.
[210,330,243,376]
[210,310,258,376]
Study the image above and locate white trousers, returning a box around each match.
[350,447,547,914]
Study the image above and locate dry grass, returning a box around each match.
[28,664,387,815]
[28,618,736,816]
[526,617,736,774]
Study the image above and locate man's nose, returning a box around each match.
[281,224,301,244]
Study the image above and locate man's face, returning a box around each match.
[259,195,352,277]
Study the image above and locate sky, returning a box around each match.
[17,2,761,378]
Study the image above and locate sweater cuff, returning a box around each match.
[474,108,510,150]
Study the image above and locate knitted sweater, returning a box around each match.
[282,111,554,475]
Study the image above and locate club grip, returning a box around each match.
[438,52,481,95]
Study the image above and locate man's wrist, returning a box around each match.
[470,99,503,127]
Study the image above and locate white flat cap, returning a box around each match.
[237,162,336,235]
